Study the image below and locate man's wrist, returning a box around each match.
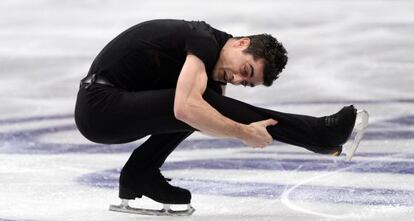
[232,123,250,140]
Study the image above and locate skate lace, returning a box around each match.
[325,115,339,127]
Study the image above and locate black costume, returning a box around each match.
[74,19,356,204]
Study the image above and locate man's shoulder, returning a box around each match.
[142,19,230,36]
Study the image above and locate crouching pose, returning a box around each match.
[74,19,368,216]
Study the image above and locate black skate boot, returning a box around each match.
[320,105,357,148]
[252,103,367,159]
[118,168,191,204]
[313,105,368,160]
[109,168,195,216]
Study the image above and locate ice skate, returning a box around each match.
[109,199,195,216]
[316,105,368,159]
[109,169,195,216]
[345,109,369,161]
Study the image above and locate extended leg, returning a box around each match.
[75,86,357,154]
[201,90,357,154]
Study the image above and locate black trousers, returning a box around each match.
[75,83,344,174]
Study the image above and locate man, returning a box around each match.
[74,19,368,216]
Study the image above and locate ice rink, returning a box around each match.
[1,0,414,220]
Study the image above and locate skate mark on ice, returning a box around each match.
[280,150,414,219]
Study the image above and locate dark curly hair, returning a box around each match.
[235,34,288,86]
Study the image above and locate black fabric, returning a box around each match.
[75,84,352,162]
[87,19,231,92]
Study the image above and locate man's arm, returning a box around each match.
[174,54,276,147]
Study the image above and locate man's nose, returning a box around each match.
[232,74,244,84]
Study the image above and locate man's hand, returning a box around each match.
[240,119,278,148]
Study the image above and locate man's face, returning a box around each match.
[213,38,265,87]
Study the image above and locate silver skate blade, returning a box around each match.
[346,110,369,161]
[109,200,195,216]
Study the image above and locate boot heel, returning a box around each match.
[119,186,142,200]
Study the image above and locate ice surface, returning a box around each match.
[1,0,414,220]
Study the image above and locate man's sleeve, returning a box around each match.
[184,29,219,72]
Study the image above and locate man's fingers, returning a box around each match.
[267,137,273,145]
[261,119,278,126]
[250,140,272,149]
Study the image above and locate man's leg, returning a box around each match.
[75,85,355,154]
[201,90,356,154]
[119,131,193,202]
[117,88,355,154]
[121,132,194,183]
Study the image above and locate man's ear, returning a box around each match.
[232,38,251,48]
[238,37,251,47]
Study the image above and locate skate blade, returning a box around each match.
[109,200,195,216]
[346,110,369,161]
